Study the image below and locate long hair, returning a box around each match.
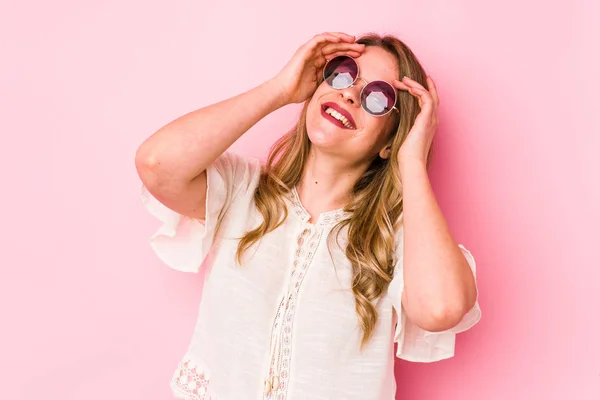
[236,33,434,347]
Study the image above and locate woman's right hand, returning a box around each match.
[270,32,366,106]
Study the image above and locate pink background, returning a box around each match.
[1,0,598,399]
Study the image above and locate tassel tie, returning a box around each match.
[263,292,292,396]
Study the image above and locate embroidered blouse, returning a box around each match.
[140,151,482,400]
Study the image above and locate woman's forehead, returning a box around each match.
[356,46,399,82]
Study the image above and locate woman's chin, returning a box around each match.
[306,126,348,148]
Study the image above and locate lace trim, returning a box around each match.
[170,358,216,400]
[264,225,324,400]
[289,187,350,227]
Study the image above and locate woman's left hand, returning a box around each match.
[392,75,440,166]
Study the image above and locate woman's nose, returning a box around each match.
[340,85,361,107]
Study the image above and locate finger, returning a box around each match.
[302,33,342,54]
[314,54,328,69]
[397,83,431,109]
[400,76,428,91]
[321,42,365,56]
[324,32,356,42]
[302,34,343,60]
[399,79,433,103]
[411,77,438,112]
[314,43,359,68]
[311,33,343,46]
[426,76,440,106]
[309,34,346,58]
[392,79,410,90]
[394,79,429,96]
[324,50,363,61]
[406,86,431,101]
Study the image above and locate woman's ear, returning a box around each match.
[379,144,393,160]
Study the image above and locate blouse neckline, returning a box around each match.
[289,186,351,227]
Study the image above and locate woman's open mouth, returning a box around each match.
[321,103,355,130]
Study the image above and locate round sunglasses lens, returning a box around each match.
[323,56,358,89]
[361,81,397,116]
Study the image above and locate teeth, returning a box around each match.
[325,107,353,128]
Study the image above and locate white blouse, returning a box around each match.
[141,151,482,400]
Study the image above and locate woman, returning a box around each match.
[135,31,481,400]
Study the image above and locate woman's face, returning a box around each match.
[306,46,399,163]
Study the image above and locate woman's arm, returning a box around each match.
[135,78,287,219]
[399,158,478,333]
[135,33,362,220]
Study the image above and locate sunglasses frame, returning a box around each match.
[322,55,400,117]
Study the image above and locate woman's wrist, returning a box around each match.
[399,156,427,177]
[262,78,291,110]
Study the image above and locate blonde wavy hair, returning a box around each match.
[236,33,434,347]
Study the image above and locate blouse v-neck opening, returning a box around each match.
[290,186,349,226]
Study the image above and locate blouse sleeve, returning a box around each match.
[140,151,262,273]
[389,237,482,362]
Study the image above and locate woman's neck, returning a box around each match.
[296,148,368,222]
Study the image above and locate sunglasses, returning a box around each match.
[323,55,400,117]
